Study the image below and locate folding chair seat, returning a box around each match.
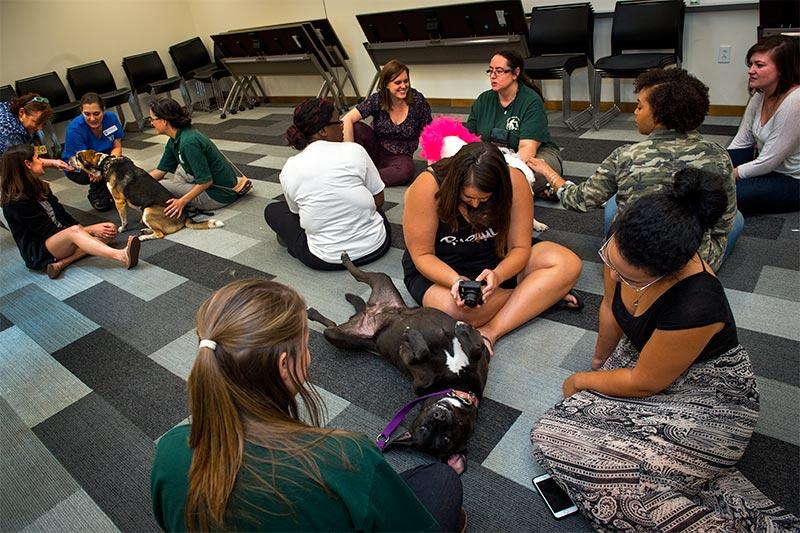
[15,72,81,156]
[66,60,136,128]
[523,2,595,130]
[122,50,187,129]
[591,0,685,129]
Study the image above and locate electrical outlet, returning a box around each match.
[718,45,732,64]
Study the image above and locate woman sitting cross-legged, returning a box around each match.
[265,98,391,270]
[342,59,432,186]
[729,35,800,214]
[1,144,140,279]
[151,279,464,532]
[531,168,800,531]
[402,141,582,355]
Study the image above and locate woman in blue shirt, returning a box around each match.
[62,93,124,211]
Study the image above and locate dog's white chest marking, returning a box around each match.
[446,327,470,375]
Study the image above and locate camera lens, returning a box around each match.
[463,292,479,307]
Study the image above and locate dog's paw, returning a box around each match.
[117,225,126,233]
[210,219,224,228]
[533,218,549,232]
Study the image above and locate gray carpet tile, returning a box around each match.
[555,137,632,164]
[4,105,799,531]
[0,399,81,530]
[737,328,800,387]
[123,139,158,150]
[145,243,275,291]
[0,326,91,428]
[0,283,99,354]
[64,280,212,355]
[32,393,161,532]
[20,489,119,533]
[52,328,188,440]
[741,213,787,240]
[738,432,800,515]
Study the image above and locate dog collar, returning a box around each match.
[451,389,479,408]
[375,388,453,451]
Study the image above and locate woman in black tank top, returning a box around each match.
[531,169,796,531]
[402,142,582,354]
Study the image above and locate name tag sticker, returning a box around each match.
[102,125,118,136]
[34,145,48,155]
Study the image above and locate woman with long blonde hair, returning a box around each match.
[151,279,463,532]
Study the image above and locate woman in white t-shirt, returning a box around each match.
[265,98,391,270]
[728,35,799,214]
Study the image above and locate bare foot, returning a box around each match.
[46,262,65,279]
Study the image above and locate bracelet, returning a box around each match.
[556,180,576,201]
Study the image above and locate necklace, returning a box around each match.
[633,283,657,309]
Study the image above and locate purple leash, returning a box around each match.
[375,388,453,451]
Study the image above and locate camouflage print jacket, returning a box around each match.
[558,129,735,271]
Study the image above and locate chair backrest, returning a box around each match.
[0,84,16,102]
[169,37,213,78]
[66,60,118,99]
[528,3,594,61]
[122,51,169,94]
[611,0,685,60]
[15,72,73,107]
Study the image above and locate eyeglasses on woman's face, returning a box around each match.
[598,235,663,292]
[486,67,513,77]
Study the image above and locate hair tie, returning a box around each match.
[199,339,217,351]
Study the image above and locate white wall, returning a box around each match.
[0,0,759,111]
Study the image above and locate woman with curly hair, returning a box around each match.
[528,68,742,271]
[531,168,799,531]
[151,279,463,531]
[729,35,799,214]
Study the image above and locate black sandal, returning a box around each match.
[550,289,584,313]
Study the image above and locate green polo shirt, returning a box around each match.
[151,424,438,532]
[467,83,557,152]
[157,127,238,205]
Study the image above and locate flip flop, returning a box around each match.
[234,177,252,197]
[125,236,141,269]
[550,289,584,313]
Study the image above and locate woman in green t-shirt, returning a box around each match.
[151,279,463,532]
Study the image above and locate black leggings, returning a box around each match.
[263,201,392,271]
[401,462,463,532]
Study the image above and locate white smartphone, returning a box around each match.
[532,474,579,519]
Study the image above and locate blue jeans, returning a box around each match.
[603,195,744,261]
[729,147,800,214]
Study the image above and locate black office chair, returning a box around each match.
[592,0,685,129]
[169,37,230,112]
[15,72,81,156]
[524,3,595,130]
[66,60,135,129]
[0,85,16,102]
[122,50,186,129]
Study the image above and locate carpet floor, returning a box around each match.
[1,104,797,532]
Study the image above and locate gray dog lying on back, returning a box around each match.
[308,253,490,461]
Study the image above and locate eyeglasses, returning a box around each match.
[149,116,164,123]
[326,120,343,126]
[30,96,50,104]
[486,68,513,77]
[598,235,664,291]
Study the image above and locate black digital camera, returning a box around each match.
[458,279,486,308]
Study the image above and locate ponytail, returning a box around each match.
[185,347,243,532]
